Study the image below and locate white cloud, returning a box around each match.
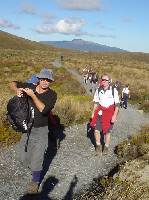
[35,18,85,35]
[35,24,57,34]
[57,0,101,10]
[21,2,36,15]
[56,19,85,34]
[0,19,20,29]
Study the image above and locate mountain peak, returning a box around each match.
[72,39,83,42]
[71,39,86,44]
[41,39,126,52]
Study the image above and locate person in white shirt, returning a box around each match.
[91,74,120,155]
[122,85,130,109]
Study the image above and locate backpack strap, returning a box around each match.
[25,97,34,152]
[97,86,103,95]
[98,86,115,98]
[112,85,115,98]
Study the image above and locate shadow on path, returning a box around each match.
[41,115,66,183]
[20,175,78,200]
[63,175,78,200]
[19,176,59,200]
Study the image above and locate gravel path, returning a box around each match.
[0,66,149,200]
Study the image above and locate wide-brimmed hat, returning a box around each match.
[36,68,54,81]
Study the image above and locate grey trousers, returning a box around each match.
[19,126,48,171]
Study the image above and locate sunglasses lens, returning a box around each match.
[40,78,50,82]
[102,79,109,81]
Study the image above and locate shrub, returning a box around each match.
[54,95,92,126]
[115,125,149,161]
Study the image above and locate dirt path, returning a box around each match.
[0,63,149,200]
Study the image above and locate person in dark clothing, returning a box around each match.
[122,84,130,109]
[10,68,57,194]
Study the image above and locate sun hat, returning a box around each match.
[36,68,54,81]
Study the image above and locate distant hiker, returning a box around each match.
[9,68,57,193]
[91,72,99,94]
[90,74,120,155]
[113,80,121,95]
[122,84,130,109]
[83,73,88,84]
[82,66,88,84]
[60,54,64,61]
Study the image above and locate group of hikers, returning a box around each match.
[8,67,130,194]
[82,66,99,94]
[82,66,130,109]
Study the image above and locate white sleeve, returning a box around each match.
[93,88,99,103]
[114,88,120,104]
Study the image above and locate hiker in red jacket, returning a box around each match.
[91,74,120,155]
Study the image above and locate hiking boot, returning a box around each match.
[26,181,39,194]
[95,145,102,155]
[103,146,109,155]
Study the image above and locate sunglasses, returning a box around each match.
[39,78,51,82]
[101,79,109,82]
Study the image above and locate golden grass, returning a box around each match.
[54,95,92,126]
[0,35,149,147]
[0,61,91,146]
[63,52,149,111]
[75,125,149,199]
[115,125,149,161]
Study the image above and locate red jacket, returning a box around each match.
[90,104,115,134]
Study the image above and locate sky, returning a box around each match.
[0,0,149,53]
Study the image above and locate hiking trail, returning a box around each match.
[0,62,149,200]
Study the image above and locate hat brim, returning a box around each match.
[36,74,54,81]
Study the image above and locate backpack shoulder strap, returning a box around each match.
[98,86,115,99]
[97,86,103,95]
[112,85,115,98]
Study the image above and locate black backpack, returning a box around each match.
[7,95,34,151]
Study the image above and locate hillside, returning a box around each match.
[0,30,57,51]
[41,39,126,52]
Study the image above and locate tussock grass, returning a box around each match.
[102,176,149,200]
[115,125,149,161]
[0,61,91,147]
[102,126,149,199]
[54,95,92,126]
[63,52,149,112]
[74,126,149,200]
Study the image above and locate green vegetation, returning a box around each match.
[1,31,149,199]
[0,30,57,51]
[101,125,149,200]
[0,44,92,147]
[115,125,149,161]
[74,126,149,200]
[63,51,149,112]
[1,31,149,147]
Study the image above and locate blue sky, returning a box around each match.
[0,0,149,53]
